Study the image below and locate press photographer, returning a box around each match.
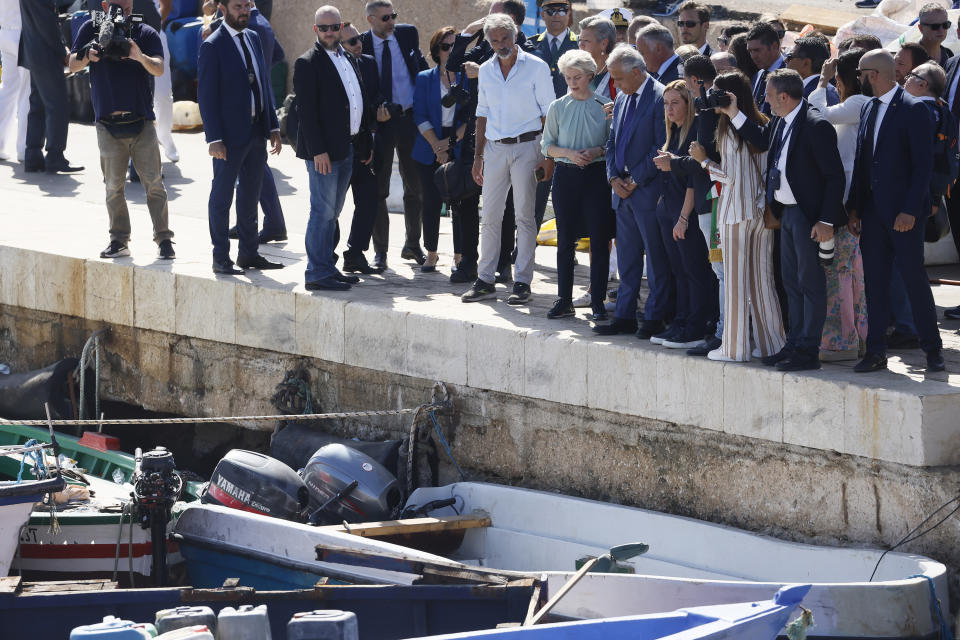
[69,0,175,260]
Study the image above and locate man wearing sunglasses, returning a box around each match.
[676,2,712,57]
[917,3,954,68]
[360,0,429,272]
[785,36,838,105]
[533,0,578,99]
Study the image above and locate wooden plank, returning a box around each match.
[22,579,116,593]
[779,4,861,34]
[0,576,22,594]
[326,514,492,538]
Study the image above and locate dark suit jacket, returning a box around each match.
[803,75,839,105]
[197,25,279,148]
[671,114,713,216]
[654,55,682,86]
[356,53,382,125]
[846,87,934,225]
[360,24,428,87]
[941,55,960,106]
[605,78,666,208]
[18,0,65,70]
[446,30,533,72]
[736,101,845,226]
[293,43,373,163]
[531,29,579,98]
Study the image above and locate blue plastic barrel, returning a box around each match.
[165,17,203,79]
[69,616,154,640]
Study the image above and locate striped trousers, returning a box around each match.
[719,217,785,361]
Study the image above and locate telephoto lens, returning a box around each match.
[818,237,835,266]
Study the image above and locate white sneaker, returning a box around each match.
[165,148,180,163]
[604,300,616,312]
[572,292,592,307]
[751,347,762,359]
[707,349,737,362]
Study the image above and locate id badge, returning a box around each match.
[768,167,781,191]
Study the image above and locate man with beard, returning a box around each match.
[847,50,944,372]
[676,2,712,57]
[198,0,283,274]
[461,13,554,305]
[295,6,373,290]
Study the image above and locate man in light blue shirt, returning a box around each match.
[461,13,555,305]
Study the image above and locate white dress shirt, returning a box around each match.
[871,85,899,151]
[476,48,555,140]
[771,101,802,206]
[222,22,264,118]
[325,46,363,136]
[372,31,415,109]
[698,42,710,55]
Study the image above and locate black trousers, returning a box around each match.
[454,193,481,271]
[24,56,69,162]
[417,161,444,252]
[345,153,378,256]
[371,109,423,254]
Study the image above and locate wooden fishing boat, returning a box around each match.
[172,482,949,639]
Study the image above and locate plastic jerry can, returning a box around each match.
[70,616,154,639]
[216,605,271,640]
[287,610,359,640]
[155,606,217,634]
[156,626,215,640]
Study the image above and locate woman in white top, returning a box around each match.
[808,49,869,360]
[690,70,785,362]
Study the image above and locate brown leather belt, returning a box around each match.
[495,130,540,144]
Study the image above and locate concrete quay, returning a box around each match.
[2,123,960,572]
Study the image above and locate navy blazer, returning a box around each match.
[198,26,278,147]
[942,54,960,105]
[847,87,934,225]
[736,101,846,226]
[356,53,382,126]
[803,75,839,106]
[531,29,579,98]
[360,24,429,87]
[412,67,468,165]
[605,78,667,209]
[654,56,682,86]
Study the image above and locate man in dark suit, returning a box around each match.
[787,36,839,105]
[361,0,429,271]
[940,38,960,320]
[725,69,845,371]
[295,6,373,291]
[19,0,81,173]
[636,24,680,85]
[340,20,384,275]
[847,50,944,372]
[197,0,283,274]
[594,45,667,337]
[531,0,578,98]
[746,22,784,115]
[677,2,712,58]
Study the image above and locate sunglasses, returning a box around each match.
[344,35,360,46]
[315,23,341,32]
[921,20,952,29]
[904,71,928,83]
[676,20,700,28]
[856,68,877,76]
[380,12,398,21]
[774,29,786,39]
[543,7,569,16]
[717,36,729,45]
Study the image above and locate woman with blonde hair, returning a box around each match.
[690,70,785,361]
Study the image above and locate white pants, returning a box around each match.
[478,138,540,285]
[0,45,31,160]
[153,29,177,159]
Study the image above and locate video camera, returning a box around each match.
[79,4,144,62]
[693,79,731,112]
[441,83,472,109]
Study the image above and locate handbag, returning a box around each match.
[750,150,780,230]
[925,195,951,243]
[434,136,480,203]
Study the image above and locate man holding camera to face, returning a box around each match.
[69,0,175,260]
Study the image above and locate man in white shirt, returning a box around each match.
[462,13,555,304]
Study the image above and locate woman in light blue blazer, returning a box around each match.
[413,26,468,273]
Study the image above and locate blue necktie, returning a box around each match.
[616,92,639,174]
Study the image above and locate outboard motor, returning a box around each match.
[201,449,309,522]
[132,446,182,587]
[301,444,402,525]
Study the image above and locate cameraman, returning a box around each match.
[69,0,175,260]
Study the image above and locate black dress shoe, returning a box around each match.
[635,320,666,340]
[306,277,351,291]
[342,255,379,274]
[887,330,920,350]
[450,267,477,283]
[23,152,44,172]
[944,305,960,320]
[593,318,638,335]
[761,346,794,367]
[45,158,83,173]
[335,272,360,284]
[258,232,288,243]
[926,350,946,372]
[237,255,284,270]
[687,335,722,356]
[401,245,426,265]
[373,252,388,272]
[212,258,244,275]
[776,354,821,372]
[228,226,239,240]
[854,352,888,373]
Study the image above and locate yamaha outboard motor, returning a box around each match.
[201,449,309,522]
[301,444,402,525]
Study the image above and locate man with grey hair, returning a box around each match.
[578,16,617,99]
[917,2,954,67]
[627,15,658,47]
[360,0,429,271]
[461,13,555,304]
[637,23,681,84]
[594,44,667,337]
[711,51,736,72]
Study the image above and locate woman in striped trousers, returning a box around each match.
[690,71,785,362]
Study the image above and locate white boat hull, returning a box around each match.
[0,499,39,577]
